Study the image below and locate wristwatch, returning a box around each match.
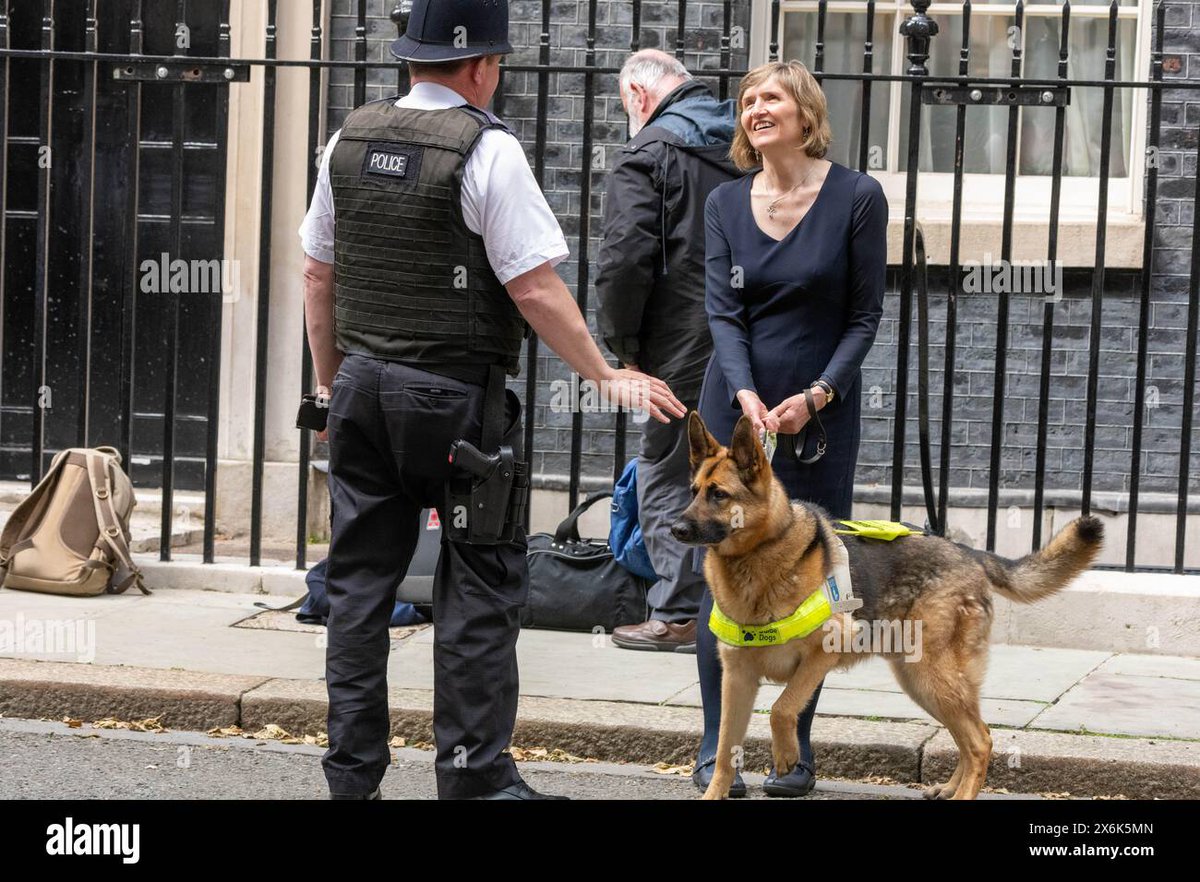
[813,379,835,404]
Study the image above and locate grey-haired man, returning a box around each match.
[597,50,741,652]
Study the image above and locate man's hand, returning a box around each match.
[506,262,684,423]
[600,367,685,424]
[767,388,828,435]
[314,385,331,443]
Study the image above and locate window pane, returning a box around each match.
[898,14,1020,173]
[781,11,894,171]
[895,12,1136,177]
[985,0,1136,6]
[1020,16,1136,176]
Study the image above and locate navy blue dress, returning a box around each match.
[697,160,888,518]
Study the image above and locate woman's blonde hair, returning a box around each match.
[730,60,832,171]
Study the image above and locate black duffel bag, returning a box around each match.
[523,492,650,633]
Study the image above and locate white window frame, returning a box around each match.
[752,0,1153,223]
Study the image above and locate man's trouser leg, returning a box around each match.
[637,411,706,622]
[322,356,423,796]
[376,362,527,799]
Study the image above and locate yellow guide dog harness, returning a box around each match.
[708,520,921,648]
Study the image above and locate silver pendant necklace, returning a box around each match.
[762,163,819,220]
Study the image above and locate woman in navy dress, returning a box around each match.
[692,60,888,797]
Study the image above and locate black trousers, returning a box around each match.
[322,354,527,799]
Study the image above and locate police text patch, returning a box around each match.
[360,142,424,181]
[366,150,408,177]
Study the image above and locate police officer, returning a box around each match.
[299,0,684,800]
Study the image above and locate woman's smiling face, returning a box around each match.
[741,75,805,154]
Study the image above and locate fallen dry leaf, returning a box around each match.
[62,717,83,729]
[206,726,245,738]
[508,745,597,764]
[91,716,165,733]
[651,762,693,776]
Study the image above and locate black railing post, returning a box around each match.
[985,0,1025,551]
[159,0,190,562]
[936,0,971,534]
[205,0,232,565]
[31,0,55,485]
[1081,0,1121,519]
[893,1,938,521]
[297,0,324,570]
[1128,2,1166,570]
[567,0,599,511]
[1032,0,1072,552]
[250,0,279,566]
[0,0,10,464]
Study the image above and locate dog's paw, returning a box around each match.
[773,742,800,778]
[923,782,956,800]
[701,784,726,800]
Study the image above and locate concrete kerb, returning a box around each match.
[1,658,1195,798]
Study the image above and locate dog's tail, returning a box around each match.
[982,516,1104,604]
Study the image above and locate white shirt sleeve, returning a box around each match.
[461,129,570,285]
[298,129,341,264]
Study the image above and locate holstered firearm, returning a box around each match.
[443,364,529,545]
[444,440,529,544]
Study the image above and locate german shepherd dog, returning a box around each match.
[672,412,1104,800]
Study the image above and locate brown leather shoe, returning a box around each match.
[611,619,696,653]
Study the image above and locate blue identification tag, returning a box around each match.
[822,535,862,614]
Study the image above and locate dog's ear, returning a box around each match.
[730,415,767,478]
[687,411,720,474]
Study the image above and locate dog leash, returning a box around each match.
[775,387,827,465]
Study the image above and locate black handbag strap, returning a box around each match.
[553,491,614,544]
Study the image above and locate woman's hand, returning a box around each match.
[768,387,828,435]
[736,389,772,435]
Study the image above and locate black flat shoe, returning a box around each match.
[762,761,816,797]
[469,781,569,800]
[692,757,747,798]
[330,786,382,800]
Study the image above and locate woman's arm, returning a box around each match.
[818,173,889,398]
[704,190,756,408]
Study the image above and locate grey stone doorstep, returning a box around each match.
[1,658,1197,800]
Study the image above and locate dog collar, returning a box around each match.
[709,590,831,648]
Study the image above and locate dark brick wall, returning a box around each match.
[323,1,1199,508]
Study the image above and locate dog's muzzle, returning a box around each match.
[670,519,699,544]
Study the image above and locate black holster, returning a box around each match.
[444,366,529,545]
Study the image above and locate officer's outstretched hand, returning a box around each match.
[601,368,686,424]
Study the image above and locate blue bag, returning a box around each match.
[609,458,659,583]
[298,558,426,628]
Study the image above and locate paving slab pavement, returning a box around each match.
[1,586,1198,798]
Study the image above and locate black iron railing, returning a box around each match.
[0,0,1197,574]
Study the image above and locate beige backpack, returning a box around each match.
[0,446,149,597]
